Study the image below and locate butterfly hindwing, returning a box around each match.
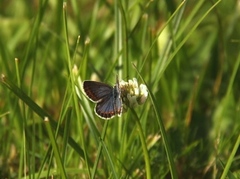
[95,97,116,118]
[95,86,122,119]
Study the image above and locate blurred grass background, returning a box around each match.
[0,0,240,178]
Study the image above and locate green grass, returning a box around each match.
[1,0,240,178]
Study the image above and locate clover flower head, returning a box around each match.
[120,78,148,108]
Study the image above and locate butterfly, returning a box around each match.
[83,78,122,119]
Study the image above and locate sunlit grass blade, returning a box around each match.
[130,108,151,179]
[44,117,67,178]
[153,0,221,88]
[62,107,72,164]
[0,74,85,159]
[140,0,186,75]
[220,134,240,179]
[62,2,92,177]
[133,64,178,179]
[152,0,221,92]
[100,136,119,179]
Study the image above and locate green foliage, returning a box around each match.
[0,0,240,178]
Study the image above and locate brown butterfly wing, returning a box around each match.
[83,81,112,102]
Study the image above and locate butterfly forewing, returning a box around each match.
[83,81,112,102]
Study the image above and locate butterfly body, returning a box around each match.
[83,80,122,119]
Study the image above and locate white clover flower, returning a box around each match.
[139,84,148,105]
[120,78,148,108]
